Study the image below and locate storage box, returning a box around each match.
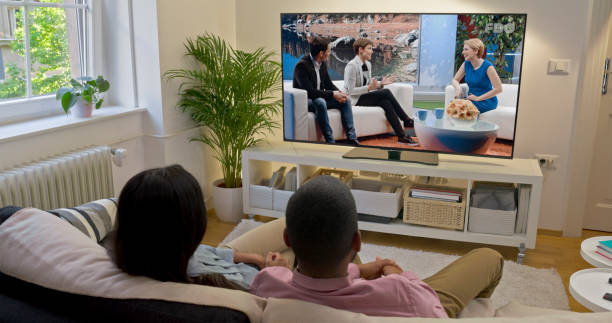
[249,178,273,210]
[403,185,466,230]
[351,178,402,218]
[273,189,294,212]
[468,207,517,235]
[308,168,353,186]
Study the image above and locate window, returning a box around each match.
[0,0,90,121]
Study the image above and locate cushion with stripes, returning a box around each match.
[49,198,118,243]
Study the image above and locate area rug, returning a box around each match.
[218,219,570,310]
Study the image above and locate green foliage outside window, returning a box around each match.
[0,6,72,99]
[455,14,526,82]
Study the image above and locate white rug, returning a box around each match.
[219,220,570,310]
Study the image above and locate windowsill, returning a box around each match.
[0,106,146,144]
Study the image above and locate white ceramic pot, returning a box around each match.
[211,178,244,223]
[71,100,93,118]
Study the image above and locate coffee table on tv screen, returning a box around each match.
[413,111,499,155]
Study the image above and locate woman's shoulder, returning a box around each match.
[483,59,494,68]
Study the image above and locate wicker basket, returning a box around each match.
[403,185,466,230]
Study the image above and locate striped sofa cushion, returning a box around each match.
[49,198,118,242]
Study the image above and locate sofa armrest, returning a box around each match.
[444,84,469,109]
[385,83,414,118]
[283,87,309,141]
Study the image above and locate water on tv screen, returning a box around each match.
[281,13,526,158]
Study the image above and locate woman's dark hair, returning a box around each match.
[114,165,243,290]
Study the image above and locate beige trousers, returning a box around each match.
[423,248,504,318]
[224,218,503,318]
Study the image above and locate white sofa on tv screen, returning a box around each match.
[444,83,518,141]
[283,80,415,142]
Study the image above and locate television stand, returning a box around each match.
[343,147,439,165]
[242,143,542,261]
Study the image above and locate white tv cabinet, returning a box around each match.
[242,143,543,263]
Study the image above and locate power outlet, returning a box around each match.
[534,154,559,169]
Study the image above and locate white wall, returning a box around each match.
[1,0,591,231]
[234,0,591,230]
[144,0,237,202]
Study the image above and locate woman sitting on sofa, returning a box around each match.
[113,165,289,290]
[451,38,503,114]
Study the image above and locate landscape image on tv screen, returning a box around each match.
[281,13,526,158]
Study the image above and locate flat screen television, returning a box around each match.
[281,13,526,161]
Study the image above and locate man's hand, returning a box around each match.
[265,251,290,269]
[358,257,398,280]
[333,91,347,103]
[380,75,395,86]
[382,263,404,276]
[234,251,265,269]
[368,78,379,91]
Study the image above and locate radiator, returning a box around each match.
[0,146,114,209]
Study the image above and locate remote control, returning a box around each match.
[604,293,612,302]
[609,277,612,284]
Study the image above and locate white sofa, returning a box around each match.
[444,84,518,141]
[284,80,415,141]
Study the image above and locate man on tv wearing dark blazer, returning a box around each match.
[293,36,359,145]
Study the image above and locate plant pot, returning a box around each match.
[71,100,93,118]
[212,178,244,222]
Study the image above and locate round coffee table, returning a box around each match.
[581,236,612,268]
[569,268,612,312]
[413,111,498,154]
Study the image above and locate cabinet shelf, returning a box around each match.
[242,144,542,249]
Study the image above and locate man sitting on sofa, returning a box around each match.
[250,175,504,318]
[293,36,359,145]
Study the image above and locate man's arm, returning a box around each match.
[321,63,339,92]
[294,61,333,100]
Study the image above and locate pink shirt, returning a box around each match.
[250,263,448,318]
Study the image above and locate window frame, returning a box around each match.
[0,0,93,125]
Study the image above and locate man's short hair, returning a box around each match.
[309,36,331,58]
[353,38,373,54]
[285,175,358,268]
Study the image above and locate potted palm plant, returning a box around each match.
[165,33,281,222]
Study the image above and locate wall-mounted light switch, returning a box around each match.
[548,59,571,74]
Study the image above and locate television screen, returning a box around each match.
[281,13,526,158]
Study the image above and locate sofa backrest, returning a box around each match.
[497,84,518,107]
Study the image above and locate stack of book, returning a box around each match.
[514,184,531,234]
[596,240,612,261]
[409,186,462,202]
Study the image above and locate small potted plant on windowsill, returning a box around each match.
[56,76,110,118]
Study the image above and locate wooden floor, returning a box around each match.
[202,211,605,313]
